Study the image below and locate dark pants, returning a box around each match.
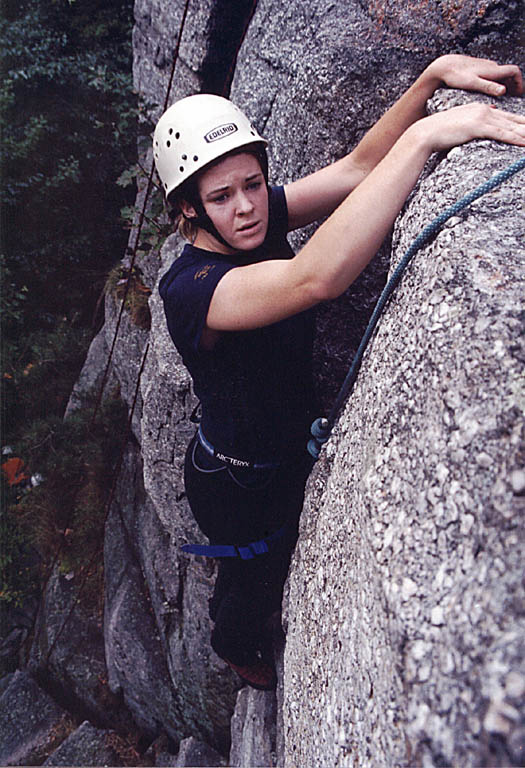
[183,434,311,666]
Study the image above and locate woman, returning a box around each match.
[156,55,524,690]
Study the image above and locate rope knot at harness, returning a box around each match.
[307,154,525,462]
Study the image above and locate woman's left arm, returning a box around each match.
[285,55,523,230]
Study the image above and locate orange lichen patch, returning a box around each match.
[368,0,386,26]
[367,0,436,31]
[477,1,488,17]
[1,457,29,486]
[440,0,481,31]
[104,730,142,766]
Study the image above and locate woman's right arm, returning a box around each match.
[206,103,525,333]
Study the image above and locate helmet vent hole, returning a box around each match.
[193,155,198,162]
[166,140,171,148]
[179,166,184,172]
[182,154,187,160]
[168,128,173,134]
[175,132,180,139]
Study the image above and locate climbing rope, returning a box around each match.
[308,154,525,460]
[42,1,192,666]
[44,342,150,666]
[89,0,191,427]
[43,0,264,662]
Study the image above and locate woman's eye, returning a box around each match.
[247,181,262,191]
[212,194,228,203]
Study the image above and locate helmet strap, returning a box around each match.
[190,198,237,251]
[178,146,270,253]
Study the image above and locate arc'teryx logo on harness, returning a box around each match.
[204,123,238,143]
[216,452,250,467]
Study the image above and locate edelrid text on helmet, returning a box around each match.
[204,123,238,143]
[153,94,267,200]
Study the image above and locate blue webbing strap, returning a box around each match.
[181,525,287,560]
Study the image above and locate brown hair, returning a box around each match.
[178,213,199,242]
[168,208,199,243]
[167,190,199,243]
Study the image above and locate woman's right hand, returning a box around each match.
[410,102,525,154]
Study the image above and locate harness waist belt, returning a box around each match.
[181,525,287,560]
[197,425,280,470]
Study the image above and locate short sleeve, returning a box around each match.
[266,185,289,242]
[158,186,290,359]
[159,255,234,357]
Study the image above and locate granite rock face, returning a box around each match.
[42,721,123,767]
[229,688,277,767]
[28,563,130,731]
[103,437,239,751]
[6,0,524,765]
[283,95,525,767]
[358,0,522,48]
[175,735,228,767]
[0,671,74,766]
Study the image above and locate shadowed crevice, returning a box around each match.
[200,0,258,96]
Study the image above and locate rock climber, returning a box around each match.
[155,54,525,690]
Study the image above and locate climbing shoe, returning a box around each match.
[223,653,277,691]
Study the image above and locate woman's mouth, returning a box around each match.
[237,221,259,232]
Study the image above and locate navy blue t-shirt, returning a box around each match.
[159,186,316,462]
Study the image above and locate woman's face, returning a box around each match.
[187,152,269,253]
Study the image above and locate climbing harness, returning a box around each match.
[181,428,284,558]
[307,155,525,461]
[197,425,281,471]
[181,524,287,560]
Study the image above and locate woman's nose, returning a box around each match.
[236,191,254,214]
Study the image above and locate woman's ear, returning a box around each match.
[180,199,198,220]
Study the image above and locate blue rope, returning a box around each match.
[308,154,525,460]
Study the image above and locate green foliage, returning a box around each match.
[117,161,172,255]
[0,320,95,608]
[0,255,28,329]
[105,263,152,329]
[2,321,92,439]
[14,396,128,569]
[0,475,37,608]
[0,0,139,620]
[0,0,139,326]
[0,0,139,446]
[1,394,128,611]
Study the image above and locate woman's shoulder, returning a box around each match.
[158,244,237,312]
[159,244,220,295]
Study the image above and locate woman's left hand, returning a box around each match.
[426,54,523,98]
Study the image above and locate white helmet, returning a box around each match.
[153,94,267,200]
